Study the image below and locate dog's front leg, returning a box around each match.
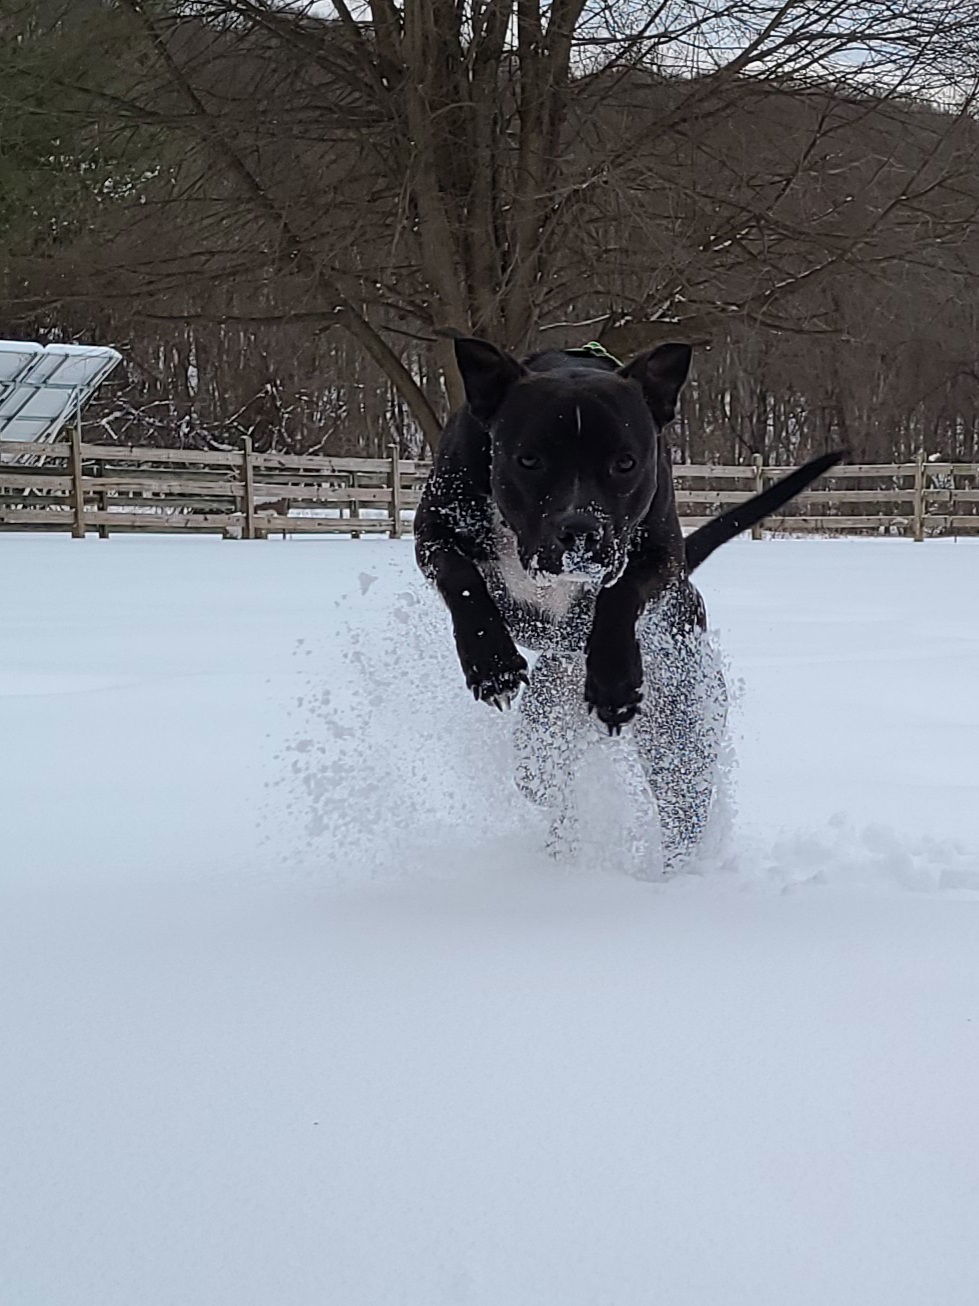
[584,579,647,734]
[428,547,528,709]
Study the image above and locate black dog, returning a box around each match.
[416,337,841,864]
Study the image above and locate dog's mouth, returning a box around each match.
[521,539,626,587]
[599,541,629,587]
[558,549,607,582]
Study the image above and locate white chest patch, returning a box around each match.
[490,516,594,621]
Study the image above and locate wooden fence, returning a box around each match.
[0,434,426,539]
[1,434,977,540]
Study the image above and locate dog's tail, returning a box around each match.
[684,450,845,574]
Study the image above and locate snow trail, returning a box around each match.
[2,534,979,1305]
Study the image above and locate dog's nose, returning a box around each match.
[554,512,602,554]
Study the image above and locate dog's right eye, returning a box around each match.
[516,454,543,471]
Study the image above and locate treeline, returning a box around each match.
[3,0,979,463]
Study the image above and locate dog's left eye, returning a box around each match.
[613,455,637,474]
[517,454,543,471]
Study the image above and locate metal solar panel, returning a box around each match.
[0,341,122,443]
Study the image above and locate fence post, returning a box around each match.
[350,471,362,540]
[241,436,256,540]
[389,443,403,539]
[69,396,86,540]
[96,460,109,539]
[913,447,926,542]
[750,453,764,540]
[946,462,956,539]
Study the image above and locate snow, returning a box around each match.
[2,533,979,1305]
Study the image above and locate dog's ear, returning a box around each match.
[454,337,526,423]
[618,343,692,427]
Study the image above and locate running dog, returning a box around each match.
[415,337,841,863]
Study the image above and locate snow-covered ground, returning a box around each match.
[2,533,978,1305]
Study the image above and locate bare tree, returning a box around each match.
[5,0,979,460]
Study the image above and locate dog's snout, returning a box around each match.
[554,512,602,554]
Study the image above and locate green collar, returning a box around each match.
[563,340,622,367]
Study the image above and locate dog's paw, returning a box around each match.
[462,640,529,711]
[470,664,529,710]
[585,643,643,735]
[585,685,643,734]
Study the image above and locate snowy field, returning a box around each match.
[2,532,979,1305]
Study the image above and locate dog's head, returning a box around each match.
[454,337,691,584]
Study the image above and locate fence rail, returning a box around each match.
[1,436,977,540]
